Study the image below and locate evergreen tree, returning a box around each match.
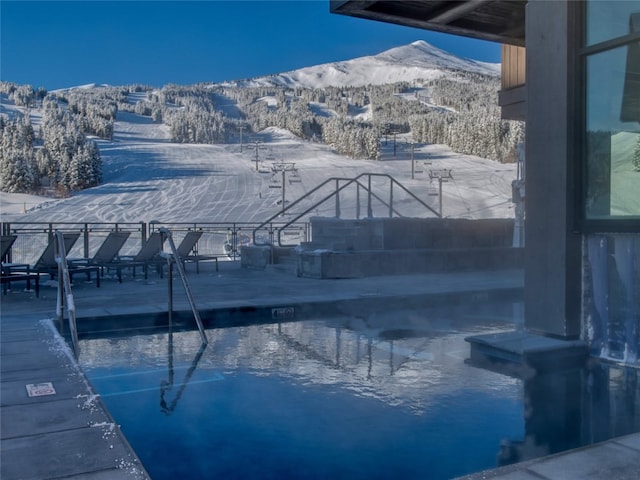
[0,117,35,192]
[633,136,640,172]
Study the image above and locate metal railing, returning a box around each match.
[158,227,208,345]
[2,222,146,265]
[54,230,80,357]
[253,173,441,247]
[2,221,311,266]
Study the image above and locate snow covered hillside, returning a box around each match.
[225,41,499,89]
[1,107,516,224]
[1,40,516,226]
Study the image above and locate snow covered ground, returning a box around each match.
[1,108,516,225]
[225,40,499,89]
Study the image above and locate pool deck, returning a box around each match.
[1,262,639,479]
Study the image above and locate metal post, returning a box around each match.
[231,227,237,260]
[168,259,173,323]
[141,222,147,244]
[356,183,361,219]
[429,169,452,219]
[389,180,394,217]
[281,169,286,216]
[439,177,443,218]
[411,143,415,179]
[335,178,340,218]
[367,174,373,218]
[83,224,89,259]
[57,262,64,331]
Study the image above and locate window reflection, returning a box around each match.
[584,41,640,218]
[586,1,640,46]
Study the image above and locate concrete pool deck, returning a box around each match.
[1,262,639,479]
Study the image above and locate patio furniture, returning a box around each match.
[1,235,17,261]
[68,231,131,278]
[157,231,219,274]
[1,235,41,297]
[1,265,41,297]
[16,232,100,287]
[105,232,166,282]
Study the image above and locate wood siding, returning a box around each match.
[501,44,526,90]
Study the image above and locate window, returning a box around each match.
[582,2,640,227]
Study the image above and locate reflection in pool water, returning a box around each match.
[78,303,640,479]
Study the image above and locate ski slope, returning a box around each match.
[1,109,516,224]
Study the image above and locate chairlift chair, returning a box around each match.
[289,169,302,184]
[269,174,282,189]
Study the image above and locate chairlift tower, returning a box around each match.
[237,124,245,153]
[246,138,267,171]
[388,129,401,156]
[428,168,453,217]
[408,141,418,179]
[271,161,298,216]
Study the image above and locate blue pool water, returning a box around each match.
[78,302,640,479]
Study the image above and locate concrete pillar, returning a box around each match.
[524,0,582,338]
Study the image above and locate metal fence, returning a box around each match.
[1,221,310,265]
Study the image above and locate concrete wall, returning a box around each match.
[308,217,515,251]
[240,245,296,269]
[242,217,521,275]
[298,248,524,279]
[296,217,521,278]
[524,0,582,338]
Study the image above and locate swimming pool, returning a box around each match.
[77,301,640,479]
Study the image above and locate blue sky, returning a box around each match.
[1,1,501,91]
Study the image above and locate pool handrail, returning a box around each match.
[54,230,80,357]
[158,227,208,345]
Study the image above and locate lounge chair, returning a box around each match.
[68,231,131,277]
[106,231,166,282]
[1,234,41,296]
[30,232,101,287]
[1,235,17,261]
[157,231,219,274]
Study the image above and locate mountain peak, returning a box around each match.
[225,40,499,89]
[375,41,499,76]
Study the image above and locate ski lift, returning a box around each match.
[428,180,438,196]
[289,169,302,184]
[269,173,281,189]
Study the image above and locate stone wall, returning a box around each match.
[308,217,515,251]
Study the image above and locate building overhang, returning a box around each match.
[330,0,526,47]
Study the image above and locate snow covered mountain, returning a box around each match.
[1,39,519,225]
[224,40,500,89]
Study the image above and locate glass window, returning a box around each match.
[586,1,640,46]
[583,7,640,221]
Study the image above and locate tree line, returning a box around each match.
[1,70,524,194]
[1,82,102,195]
